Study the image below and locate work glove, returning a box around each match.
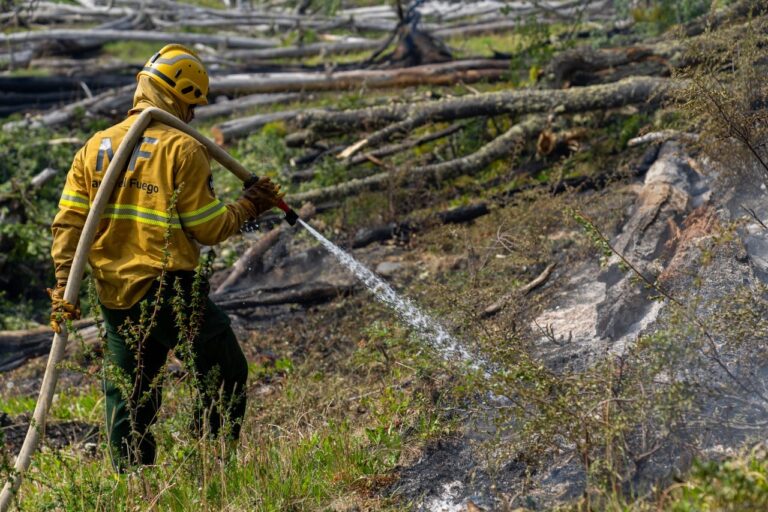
[47,282,81,334]
[241,175,285,216]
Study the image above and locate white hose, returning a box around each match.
[0,107,254,511]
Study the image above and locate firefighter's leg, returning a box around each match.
[189,299,248,441]
[102,305,170,470]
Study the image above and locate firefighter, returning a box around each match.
[49,44,281,470]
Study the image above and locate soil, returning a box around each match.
[1,412,98,456]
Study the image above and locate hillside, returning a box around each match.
[3,1,768,510]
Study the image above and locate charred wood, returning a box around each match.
[438,203,490,224]
[214,282,355,310]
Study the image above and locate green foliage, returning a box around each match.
[666,445,768,511]
[102,41,160,62]
[677,18,768,188]
[613,0,725,32]
[311,155,349,188]
[229,124,288,191]
[507,15,557,86]
[0,125,87,324]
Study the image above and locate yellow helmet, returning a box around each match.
[138,44,209,106]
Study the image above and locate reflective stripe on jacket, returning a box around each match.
[51,114,257,309]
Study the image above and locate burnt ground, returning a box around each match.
[1,412,98,456]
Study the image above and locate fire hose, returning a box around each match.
[0,106,297,511]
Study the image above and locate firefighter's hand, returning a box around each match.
[242,176,285,213]
[47,283,81,334]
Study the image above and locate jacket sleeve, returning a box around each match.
[174,143,257,246]
[51,147,90,284]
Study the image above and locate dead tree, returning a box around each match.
[366,0,452,68]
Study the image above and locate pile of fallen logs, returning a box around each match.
[1,0,614,116]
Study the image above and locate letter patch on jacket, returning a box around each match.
[128,136,158,171]
[95,137,113,172]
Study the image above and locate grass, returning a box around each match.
[102,41,162,64]
[3,310,455,511]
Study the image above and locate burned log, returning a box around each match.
[366,0,452,68]
[214,282,355,311]
[0,74,133,94]
[0,320,99,372]
[3,85,133,131]
[542,46,672,88]
[438,203,489,224]
[352,222,414,248]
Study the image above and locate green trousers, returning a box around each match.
[100,272,248,471]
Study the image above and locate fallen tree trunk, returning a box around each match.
[213,281,355,310]
[222,38,384,61]
[194,92,301,122]
[297,76,678,136]
[0,28,278,49]
[542,45,673,87]
[3,85,133,131]
[0,74,133,94]
[0,320,99,373]
[287,115,545,205]
[323,76,679,158]
[212,110,301,145]
[209,59,510,95]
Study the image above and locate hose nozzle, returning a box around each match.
[277,199,299,226]
[244,174,299,226]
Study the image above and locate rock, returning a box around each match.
[353,223,397,248]
[376,261,403,277]
[596,141,709,342]
[466,499,486,511]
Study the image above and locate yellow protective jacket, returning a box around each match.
[52,79,257,309]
